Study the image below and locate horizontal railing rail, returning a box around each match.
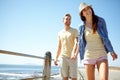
[0,50,55,61]
[0,50,45,59]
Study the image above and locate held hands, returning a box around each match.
[71,53,77,60]
[110,52,118,61]
[54,59,58,66]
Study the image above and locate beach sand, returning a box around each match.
[79,67,120,80]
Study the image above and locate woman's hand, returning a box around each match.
[110,52,118,61]
[54,59,58,66]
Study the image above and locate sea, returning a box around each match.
[0,64,60,80]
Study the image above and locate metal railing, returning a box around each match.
[0,50,53,80]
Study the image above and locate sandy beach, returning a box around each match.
[79,67,120,80]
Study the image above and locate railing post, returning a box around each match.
[42,51,51,80]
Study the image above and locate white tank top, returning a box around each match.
[84,26,107,59]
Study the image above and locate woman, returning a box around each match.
[78,2,118,80]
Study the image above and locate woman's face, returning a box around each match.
[82,6,92,17]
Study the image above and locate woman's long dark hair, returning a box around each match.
[80,7,98,33]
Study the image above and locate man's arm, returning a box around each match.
[71,37,78,60]
[54,39,61,65]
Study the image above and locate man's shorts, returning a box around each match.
[59,57,77,78]
[83,56,108,64]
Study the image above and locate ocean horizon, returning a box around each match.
[0,64,60,80]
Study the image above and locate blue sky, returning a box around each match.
[0,0,120,67]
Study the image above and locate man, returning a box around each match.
[54,14,78,80]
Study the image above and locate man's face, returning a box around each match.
[63,16,71,26]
